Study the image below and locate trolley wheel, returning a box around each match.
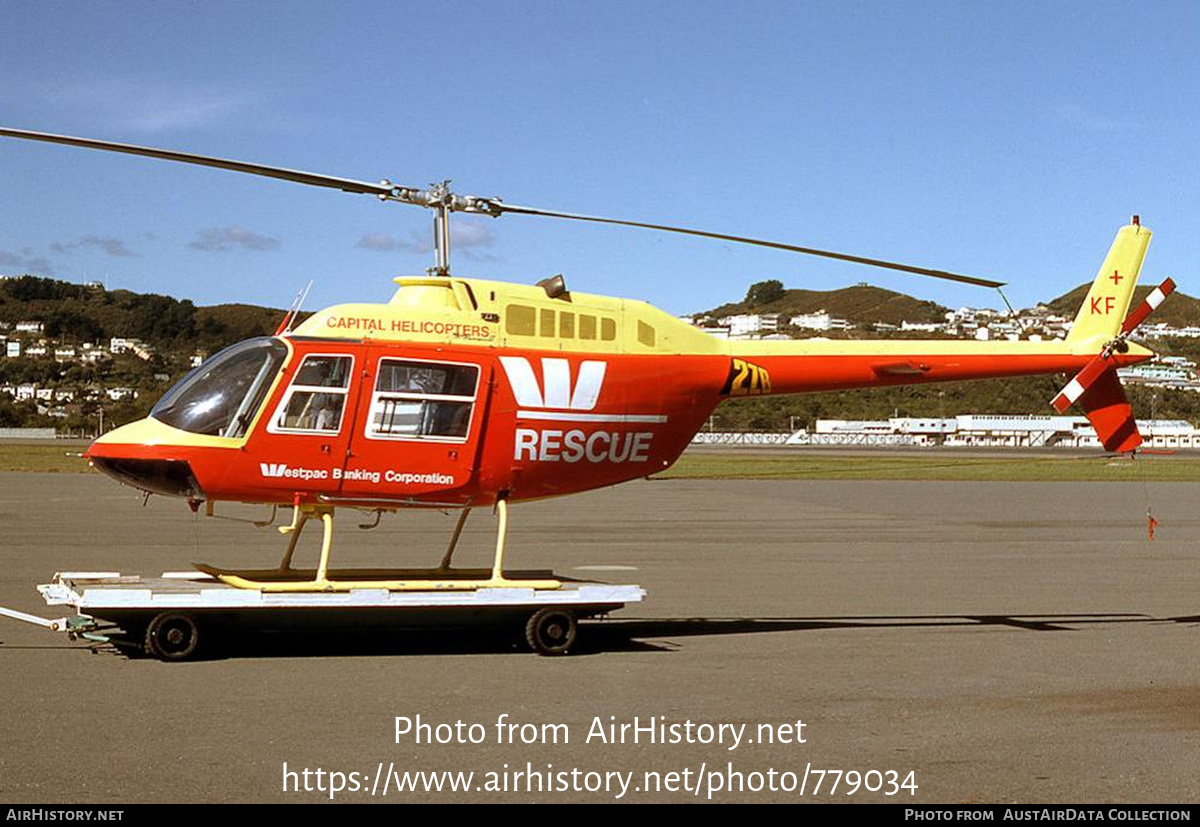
[144,612,201,661]
[525,608,577,656]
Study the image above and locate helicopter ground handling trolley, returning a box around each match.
[0,570,646,660]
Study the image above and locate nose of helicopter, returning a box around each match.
[87,418,206,500]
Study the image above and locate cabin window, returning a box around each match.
[506,305,536,336]
[539,308,556,337]
[637,321,656,347]
[601,318,617,341]
[270,354,353,434]
[560,311,575,338]
[578,315,597,340]
[367,358,479,441]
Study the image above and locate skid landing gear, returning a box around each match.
[194,497,561,593]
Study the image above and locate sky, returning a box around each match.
[1,1,1196,317]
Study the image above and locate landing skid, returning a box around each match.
[196,497,562,593]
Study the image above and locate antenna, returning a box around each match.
[275,279,314,336]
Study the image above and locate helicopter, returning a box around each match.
[0,128,1176,595]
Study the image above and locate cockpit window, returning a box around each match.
[151,338,287,438]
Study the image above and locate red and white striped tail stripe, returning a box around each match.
[1120,277,1176,336]
[1052,354,1110,413]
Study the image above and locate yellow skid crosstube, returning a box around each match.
[192,563,562,592]
[192,498,559,592]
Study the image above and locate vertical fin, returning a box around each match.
[1067,222,1151,345]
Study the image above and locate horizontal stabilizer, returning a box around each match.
[872,361,932,376]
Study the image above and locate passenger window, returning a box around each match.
[637,320,656,347]
[272,354,352,433]
[601,318,617,341]
[560,311,575,338]
[579,315,597,340]
[368,359,479,441]
[540,308,556,337]
[506,305,536,336]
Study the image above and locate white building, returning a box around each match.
[722,314,781,337]
[109,337,146,354]
[900,321,942,333]
[812,415,1200,450]
[791,312,834,330]
[791,311,855,332]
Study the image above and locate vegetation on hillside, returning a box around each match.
[0,276,288,431]
[705,281,951,325]
[0,276,286,352]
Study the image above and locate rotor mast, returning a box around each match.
[375,179,500,277]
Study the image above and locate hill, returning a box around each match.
[702,282,949,326]
[0,277,286,353]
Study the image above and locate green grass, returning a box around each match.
[0,443,93,473]
[656,451,1200,482]
[1,442,1196,482]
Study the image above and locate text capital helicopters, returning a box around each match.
[0,127,1176,594]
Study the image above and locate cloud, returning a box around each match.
[356,221,497,258]
[49,235,138,257]
[0,249,55,275]
[189,225,281,252]
[121,94,256,133]
[356,232,402,252]
[17,77,257,134]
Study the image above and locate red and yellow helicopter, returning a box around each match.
[0,128,1176,594]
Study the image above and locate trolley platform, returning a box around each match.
[1,570,646,659]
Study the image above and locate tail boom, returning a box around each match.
[726,340,1148,396]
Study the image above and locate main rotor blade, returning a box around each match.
[494,202,1006,288]
[0,127,396,198]
[2,127,1006,288]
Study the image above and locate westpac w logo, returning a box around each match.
[260,462,288,478]
[499,357,606,410]
[259,462,328,481]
